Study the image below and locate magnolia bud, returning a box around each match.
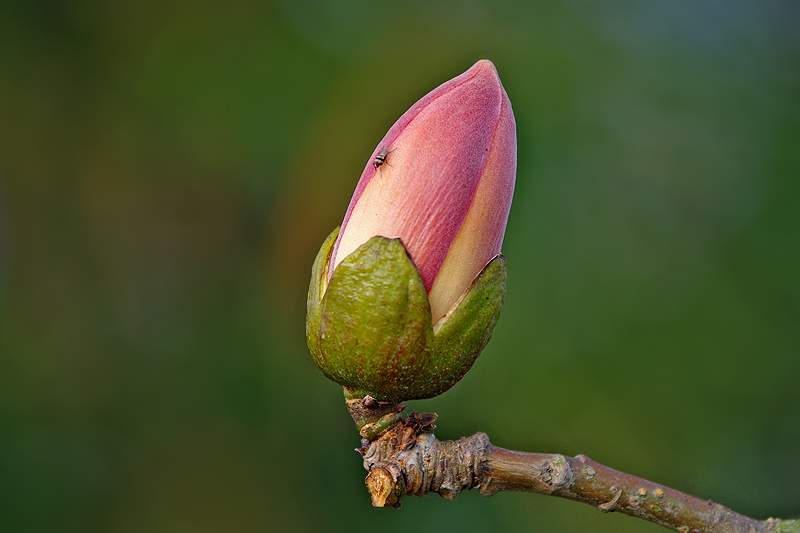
[307,60,516,402]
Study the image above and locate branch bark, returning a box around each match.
[350,400,799,533]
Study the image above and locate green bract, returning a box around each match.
[306,227,507,403]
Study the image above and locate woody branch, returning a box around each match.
[351,398,800,533]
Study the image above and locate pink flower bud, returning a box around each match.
[329,59,516,322]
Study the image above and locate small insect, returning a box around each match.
[373,145,394,170]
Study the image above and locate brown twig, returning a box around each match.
[350,400,799,532]
[480,446,791,532]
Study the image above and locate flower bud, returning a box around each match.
[307,60,516,402]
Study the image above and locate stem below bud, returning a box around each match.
[356,405,799,532]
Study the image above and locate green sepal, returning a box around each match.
[426,254,507,396]
[306,226,339,364]
[317,236,433,402]
[306,229,507,403]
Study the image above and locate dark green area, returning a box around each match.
[1,1,798,531]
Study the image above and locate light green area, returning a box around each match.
[0,1,798,532]
[771,518,800,533]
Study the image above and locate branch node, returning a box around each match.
[365,463,405,508]
[361,413,489,507]
[541,455,573,492]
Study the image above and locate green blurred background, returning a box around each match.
[1,1,798,531]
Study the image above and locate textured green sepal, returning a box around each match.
[306,226,339,364]
[306,229,507,403]
[316,235,433,401]
[426,254,507,395]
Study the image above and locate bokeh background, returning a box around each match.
[1,1,798,531]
